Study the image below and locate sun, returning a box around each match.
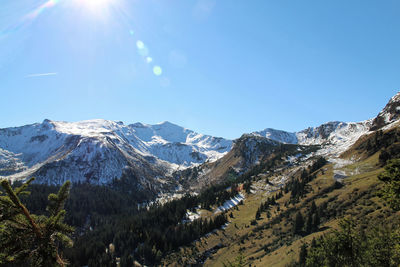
[73,0,116,17]
[80,0,112,10]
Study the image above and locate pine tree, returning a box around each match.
[305,212,313,234]
[267,210,271,219]
[298,243,307,266]
[311,212,320,232]
[310,201,317,214]
[378,159,400,210]
[271,195,276,204]
[293,212,304,235]
[0,178,73,266]
[255,208,261,220]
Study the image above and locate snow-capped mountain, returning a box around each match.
[193,93,400,188]
[252,120,371,156]
[251,92,400,156]
[129,121,231,166]
[296,120,372,155]
[371,92,400,130]
[0,119,232,185]
[251,128,298,144]
[1,92,399,187]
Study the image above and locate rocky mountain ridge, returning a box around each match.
[253,120,372,153]
[181,92,400,189]
[253,92,400,149]
[1,92,399,189]
[0,119,231,186]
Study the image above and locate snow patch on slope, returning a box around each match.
[214,193,245,214]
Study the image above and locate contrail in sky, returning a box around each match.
[25,72,58,78]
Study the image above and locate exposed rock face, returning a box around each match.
[371,92,400,131]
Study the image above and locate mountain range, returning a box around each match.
[1,92,399,193]
[2,92,400,266]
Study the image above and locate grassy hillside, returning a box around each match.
[162,133,399,266]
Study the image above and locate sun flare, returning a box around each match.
[81,0,111,9]
[73,0,116,17]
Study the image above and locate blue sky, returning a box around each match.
[0,0,399,139]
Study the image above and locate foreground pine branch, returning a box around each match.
[0,178,74,266]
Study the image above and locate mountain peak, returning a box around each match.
[371,91,400,130]
[130,122,146,128]
[154,121,185,130]
[41,119,55,130]
[157,121,175,126]
[252,128,297,144]
[389,91,400,103]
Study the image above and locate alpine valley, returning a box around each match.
[2,92,400,266]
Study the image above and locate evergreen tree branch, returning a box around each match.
[0,179,43,239]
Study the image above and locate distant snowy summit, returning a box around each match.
[0,119,232,185]
[251,91,400,155]
[252,120,371,149]
[251,128,298,144]
[128,121,232,165]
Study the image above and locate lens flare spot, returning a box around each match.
[146,57,153,63]
[153,66,162,76]
[129,30,134,35]
[136,40,144,49]
[136,40,149,56]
